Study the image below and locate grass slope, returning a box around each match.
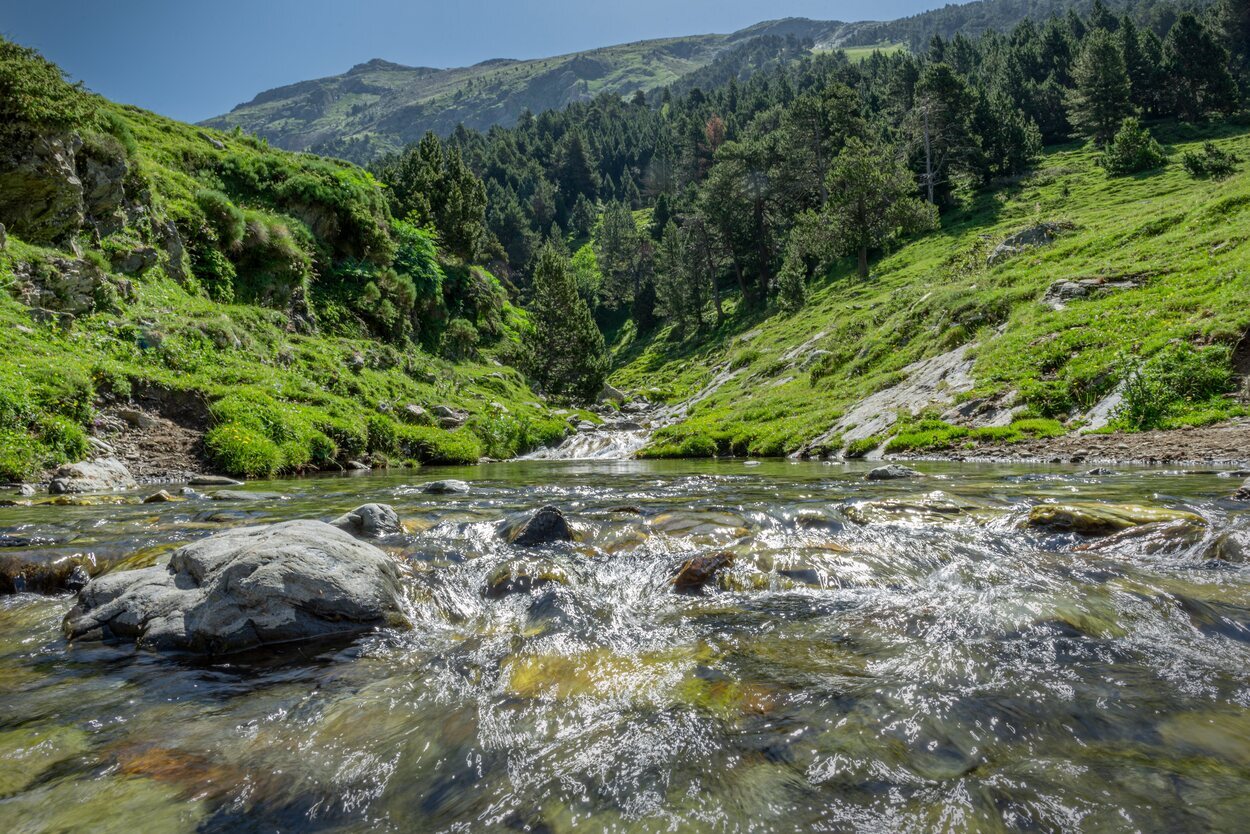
[0,84,573,482]
[611,124,1250,459]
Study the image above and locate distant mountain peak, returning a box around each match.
[348,58,423,74]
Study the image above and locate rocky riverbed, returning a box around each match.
[3,460,1250,831]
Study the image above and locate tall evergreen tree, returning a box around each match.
[1214,0,1250,94]
[1163,13,1239,121]
[525,243,608,402]
[1068,29,1133,146]
[823,139,938,278]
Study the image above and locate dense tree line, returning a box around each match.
[373,0,1244,400]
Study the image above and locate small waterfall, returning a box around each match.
[522,410,659,460]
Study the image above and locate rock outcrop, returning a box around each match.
[987,221,1074,266]
[1041,277,1139,311]
[48,458,137,494]
[0,133,85,244]
[64,520,410,654]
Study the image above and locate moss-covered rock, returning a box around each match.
[1027,502,1205,536]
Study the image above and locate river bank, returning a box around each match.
[895,417,1250,467]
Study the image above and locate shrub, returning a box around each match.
[205,424,283,477]
[195,189,246,249]
[1182,142,1239,180]
[315,415,367,458]
[396,425,482,464]
[0,36,93,143]
[367,414,399,455]
[0,429,40,482]
[441,318,480,361]
[37,415,89,464]
[1114,344,1234,430]
[845,436,883,458]
[1101,118,1167,176]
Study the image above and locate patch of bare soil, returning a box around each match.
[908,418,1250,466]
[92,406,204,483]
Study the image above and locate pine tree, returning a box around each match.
[525,243,608,402]
[823,139,938,278]
[1068,29,1133,146]
[1214,0,1250,94]
[649,193,672,240]
[1118,17,1152,114]
[557,133,599,209]
[1164,13,1239,121]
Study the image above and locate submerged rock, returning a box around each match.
[209,490,288,502]
[504,506,574,547]
[189,475,244,487]
[672,551,735,593]
[483,558,571,599]
[1,551,96,595]
[330,503,402,539]
[865,464,923,481]
[64,520,410,654]
[420,479,470,495]
[1027,503,1205,536]
[48,458,137,494]
[1206,523,1250,563]
[1233,479,1250,501]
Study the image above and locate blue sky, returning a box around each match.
[0,0,947,123]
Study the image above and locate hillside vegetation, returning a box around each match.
[611,125,1250,458]
[0,37,569,482]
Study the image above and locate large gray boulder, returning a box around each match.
[330,503,402,538]
[49,458,137,494]
[64,520,410,654]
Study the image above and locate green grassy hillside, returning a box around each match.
[202,37,731,161]
[611,125,1250,459]
[0,39,571,482]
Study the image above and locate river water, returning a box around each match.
[3,459,1250,832]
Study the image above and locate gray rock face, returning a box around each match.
[48,458,137,494]
[13,256,116,317]
[0,133,84,244]
[403,404,431,425]
[865,464,923,481]
[987,221,1073,266]
[111,246,159,276]
[420,480,470,495]
[64,520,411,654]
[599,383,627,403]
[77,145,128,236]
[330,503,402,538]
[1041,277,1139,311]
[505,506,574,547]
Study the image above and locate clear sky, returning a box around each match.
[0,0,948,123]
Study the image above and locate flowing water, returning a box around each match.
[3,459,1250,832]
